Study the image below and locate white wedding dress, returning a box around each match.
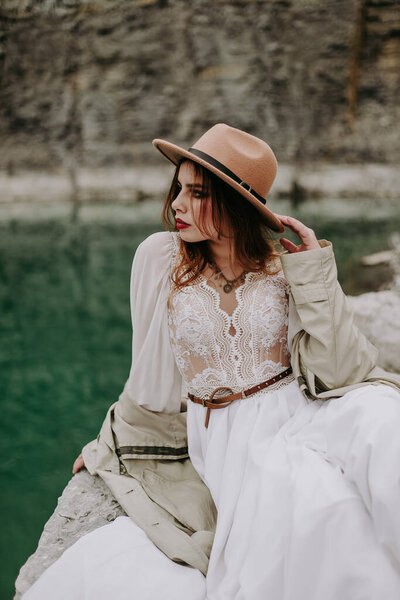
[22,232,400,600]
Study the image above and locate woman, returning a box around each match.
[22,123,400,599]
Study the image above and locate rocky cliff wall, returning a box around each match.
[1,0,399,172]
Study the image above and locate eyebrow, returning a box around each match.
[177,179,206,189]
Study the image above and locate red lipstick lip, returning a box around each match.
[175,218,190,225]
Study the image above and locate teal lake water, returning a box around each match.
[2,208,399,599]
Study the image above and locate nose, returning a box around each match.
[171,189,187,213]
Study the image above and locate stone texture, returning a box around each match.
[0,0,399,173]
[349,290,400,374]
[13,470,126,599]
[348,234,400,373]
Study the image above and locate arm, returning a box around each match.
[277,215,379,397]
[77,232,216,573]
[281,241,379,394]
[80,231,186,476]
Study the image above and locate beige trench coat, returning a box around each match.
[81,231,400,576]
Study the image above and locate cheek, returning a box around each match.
[189,202,198,223]
[192,200,206,222]
[203,200,213,222]
[192,199,215,233]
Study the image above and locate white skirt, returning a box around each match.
[22,381,400,599]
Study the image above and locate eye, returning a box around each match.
[173,182,181,198]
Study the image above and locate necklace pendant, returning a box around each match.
[223,282,233,293]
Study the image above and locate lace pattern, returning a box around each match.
[167,232,293,400]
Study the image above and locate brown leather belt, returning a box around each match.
[187,366,293,428]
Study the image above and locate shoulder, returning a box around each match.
[131,231,181,283]
[133,230,180,265]
[263,254,285,281]
[136,230,175,258]
[263,256,289,294]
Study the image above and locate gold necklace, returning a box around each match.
[207,258,248,293]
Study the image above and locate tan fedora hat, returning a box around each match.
[152,122,283,233]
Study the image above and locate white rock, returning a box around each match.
[349,290,400,374]
[13,470,126,599]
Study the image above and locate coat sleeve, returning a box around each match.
[82,231,186,476]
[280,240,379,396]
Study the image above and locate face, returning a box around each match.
[171,161,222,243]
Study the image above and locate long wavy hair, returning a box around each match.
[161,158,281,310]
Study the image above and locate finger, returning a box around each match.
[279,237,299,253]
[274,214,289,227]
[72,455,83,473]
[275,215,309,238]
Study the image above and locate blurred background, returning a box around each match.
[1,0,400,597]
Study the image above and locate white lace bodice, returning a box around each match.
[167,232,293,400]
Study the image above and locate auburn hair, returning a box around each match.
[161,158,281,310]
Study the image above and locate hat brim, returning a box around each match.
[152,138,284,233]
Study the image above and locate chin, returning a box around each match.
[177,229,208,243]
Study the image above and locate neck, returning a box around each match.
[206,237,244,276]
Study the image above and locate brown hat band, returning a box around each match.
[188,147,267,206]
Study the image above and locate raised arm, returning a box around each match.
[278,215,379,398]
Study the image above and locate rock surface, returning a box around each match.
[349,290,400,374]
[13,285,400,599]
[1,0,399,172]
[14,470,126,599]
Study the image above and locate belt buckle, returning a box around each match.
[209,386,234,403]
